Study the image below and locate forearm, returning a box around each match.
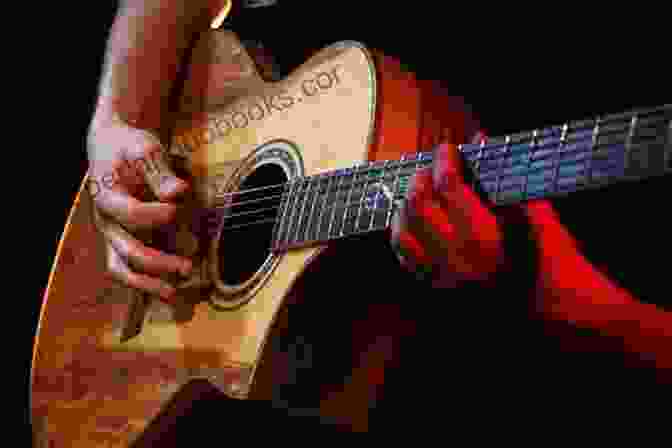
[525,202,672,376]
[91,0,212,134]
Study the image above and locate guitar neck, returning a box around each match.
[267,104,671,251]
[463,104,672,206]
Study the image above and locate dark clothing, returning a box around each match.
[141,224,669,442]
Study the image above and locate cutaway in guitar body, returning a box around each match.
[31,31,395,446]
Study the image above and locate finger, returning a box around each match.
[390,201,432,267]
[439,182,502,253]
[404,169,470,263]
[407,168,501,278]
[430,144,502,255]
[92,183,179,231]
[121,131,189,202]
[392,193,475,284]
[432,142,465,194]
[430,141,478,221]
[106,243,177,301]
[471,130,487,145]
[102,216,193,278]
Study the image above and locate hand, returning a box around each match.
[87,115,192,301]
[390,142,506,288]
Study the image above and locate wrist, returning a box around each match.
[90,95,165,138]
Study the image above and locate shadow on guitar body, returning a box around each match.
[131,233,417,440]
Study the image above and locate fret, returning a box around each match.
[552,124,568,195]
[494,136,510,202]
[353,162,370,233]
[350,162,368,233]
[327,169,350,238]
[271,182,292,251]
[276,179,301,248]
[521,137,533,201]
[285,178,310,246]
[297,177,315,244]
[625,107,671,178]
[315,173,333,240]
[557,121,594,193]
[302,173,323,243]
[317,172,338,240]
[472,139,486,192]
[303,173,319,242]
[385,156,406,227]
[586,117,600,186]
[293,178,310,245]
[340,165,360,236]
[325,171,342,239]
[624,113,638,177]
[353,162,373,233]
[361,161,378,232]
[334,174,357,237]
[521,130,537,200]
[361,161,384,232]
[370,160,391,231]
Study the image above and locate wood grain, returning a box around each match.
[31,29,474,444]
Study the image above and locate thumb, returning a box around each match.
[133,130,190,202]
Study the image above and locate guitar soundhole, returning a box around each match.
[217,163,287,285]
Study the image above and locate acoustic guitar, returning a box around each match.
[30,27,671,446]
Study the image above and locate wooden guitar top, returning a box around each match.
[31,30,378,446]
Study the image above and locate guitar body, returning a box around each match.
[31,31,475,445]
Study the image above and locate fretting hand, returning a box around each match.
[390,141,506,288]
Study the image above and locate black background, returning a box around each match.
[21,0,671,440]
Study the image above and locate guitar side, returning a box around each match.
[30,31,472,445]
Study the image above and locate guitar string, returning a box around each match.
[209,131,669,235]
[206,113,670,214]
[209,123,665,216]
[215,129,655,235]
[210,178,414,232]
[184,111,669,237]
[211,164,427,209]
[180,108,669,206]
[219,191,409,233]
[209,156,433,204]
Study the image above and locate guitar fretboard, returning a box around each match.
[462,104,671,206]
[259,104,670,251]
[271,153,433,250]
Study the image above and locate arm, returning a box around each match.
[525,201,672,377]
[91,0,215,134]
[393,141,672,381]
[87,0,225,300]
